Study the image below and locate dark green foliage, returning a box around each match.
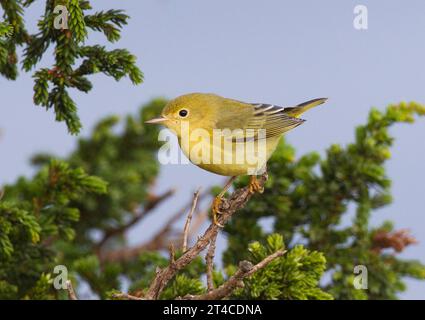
[72,255,121,298]
[0,160,107,299]
[0,0,142,134]
[232,234,332,300]
[84,9,128,42]
[0,21,12,37]
[160,255,206,299]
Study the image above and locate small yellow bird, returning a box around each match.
[146,93,327,225]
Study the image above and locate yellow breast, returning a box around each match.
[178,135,281,176]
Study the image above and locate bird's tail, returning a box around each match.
[283,98,328,118]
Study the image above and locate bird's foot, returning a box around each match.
[212,196,224,228]
[248,175,264,194]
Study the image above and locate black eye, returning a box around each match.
[179,109,188,117]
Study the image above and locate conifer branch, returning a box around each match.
[1,0,143,134]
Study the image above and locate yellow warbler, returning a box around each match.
[146,93,326,225]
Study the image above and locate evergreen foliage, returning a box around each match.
[0,160,107,299]
[232,234,332,300]
[0,0,142,134]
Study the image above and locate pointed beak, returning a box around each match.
[145,117,167,124]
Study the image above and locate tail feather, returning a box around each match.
[283,98,328,118]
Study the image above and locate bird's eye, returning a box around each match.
[179,109,188,117]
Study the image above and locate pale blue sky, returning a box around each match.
[1,0,424,299]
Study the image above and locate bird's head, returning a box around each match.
[145,93,218,137]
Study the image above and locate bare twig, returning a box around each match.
[182,189,201,252]
[206,233,218,291]
[181,249,286,300]
[144,172,268,300]
[66,280,78,300]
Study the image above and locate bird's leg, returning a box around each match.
[248,175,264,194]
[212,176,237,227]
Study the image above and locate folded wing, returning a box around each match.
[215,101,305,141]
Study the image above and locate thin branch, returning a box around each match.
[96,189,175,251]
[66,280,78,300]
[169,243,176,264]
[182,188,201,252]
[112,292,143,300]
[182,249,286,300]
[206,233,218,292]
[244,249,286,277]
[144,172,268,300]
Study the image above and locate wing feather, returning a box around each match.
[247,103,305,139]
[214,100,305,141]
